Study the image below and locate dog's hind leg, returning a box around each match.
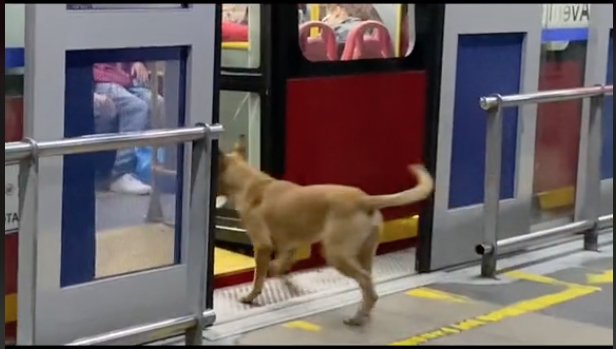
[269,248,296,276]
[358,226,380,275]
[270,248,301,296]
[325,249,378,326]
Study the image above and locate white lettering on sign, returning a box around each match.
[5,165,20,234]
[542,4,590,29]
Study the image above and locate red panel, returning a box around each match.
[5,322,16,345]
[284,71,427,220]
[4,234,17,345]
[5,234,18,294]
[5,97,24,142]
[534,61,584,193]
[222,22,249,42]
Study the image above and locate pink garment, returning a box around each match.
[93,63,132,87]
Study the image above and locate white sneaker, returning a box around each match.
[109,173,152,195]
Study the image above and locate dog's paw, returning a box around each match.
[282,277,301,296]
[343,314,369,327]
[239,293,258,304]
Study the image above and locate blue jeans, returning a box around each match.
[94,83,162,181]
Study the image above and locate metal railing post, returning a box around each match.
[185,136,207,346]
[581,88,605,251]
[16,138,40,345]
[185,123,222,345]
[475,85,613,278]
[480,95,504,278]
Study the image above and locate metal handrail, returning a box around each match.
[480,85,613,111]
[476,84,613,278]
[67,310,216,346]
[8,123,223,345]
[5,124,224,165]
[476,214,613,256]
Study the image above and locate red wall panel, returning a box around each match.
[534,61,585,193]
[284,71,428,220]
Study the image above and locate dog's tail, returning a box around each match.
[364,164,434,210]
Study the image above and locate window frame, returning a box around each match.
[280,4,434,79]
[220,3,268,73]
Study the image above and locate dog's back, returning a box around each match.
[260,182,371,246]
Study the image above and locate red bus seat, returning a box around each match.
[222,21,249,42]
[299,21,338,62]
[341,21,394,60]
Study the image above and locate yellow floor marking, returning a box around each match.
[587,270,613,285]
[214,248,255,276]
[390,285,598,345]
[406,287,471,303]
[390,271,605,346]
[5,293,17,323]
[283,320,322,332]
[504,270,590,289]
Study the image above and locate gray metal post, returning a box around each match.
[185,123,221,345]
[481,96,504,278]
[16,139,40,345]
[581,91,604,251]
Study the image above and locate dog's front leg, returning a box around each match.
[240,244,272,304]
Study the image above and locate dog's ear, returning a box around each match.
[233,134,247,160]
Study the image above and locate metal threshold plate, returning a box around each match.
[214,248,416,323]
[205,248,417,340]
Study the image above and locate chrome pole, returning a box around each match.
[480,95,504,278]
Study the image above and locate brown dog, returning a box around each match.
[216,141,434,326]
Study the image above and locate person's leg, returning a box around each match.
[95,83,152,195]
[128,86,166,127]
[93,93,118,189]
[128,86,168,185]
[93,92,117,133]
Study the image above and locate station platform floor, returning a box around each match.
[91,191,612,346]
[154,230,613,346]
[219,255,612,345]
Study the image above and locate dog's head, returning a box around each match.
[216,135,248,208]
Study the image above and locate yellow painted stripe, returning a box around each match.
[221,41,249,51]
[214,247,255,276]
[214,245,310,277]
[5,294,17,323]
[504,270,600,290]
[587,270,613,285]
[380,215,418,244]
[309,4,320,38]
[406,287,470,304]
[537,186,575,210]
[390,285,599,345]
[394,4,403,57]
[283,320,322,332]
